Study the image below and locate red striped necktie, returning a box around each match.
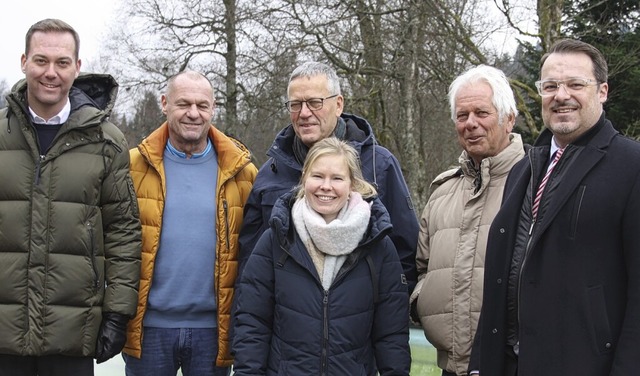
[532,148,565,219]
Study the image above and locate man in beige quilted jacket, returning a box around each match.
[410,65,525,376]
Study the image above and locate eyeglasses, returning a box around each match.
[534,78,599,96]
[285,94,339,113]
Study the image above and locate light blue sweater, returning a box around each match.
[144,147,219,328]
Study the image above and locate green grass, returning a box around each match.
[410,342,440,375]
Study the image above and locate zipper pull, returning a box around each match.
[528,220,535,236]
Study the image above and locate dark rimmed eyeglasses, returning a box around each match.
[284,94,339,113]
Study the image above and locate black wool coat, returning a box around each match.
[471,115,640,376]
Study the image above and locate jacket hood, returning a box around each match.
[268,190,392,249]
[267,112,376,163]
[6,73,118,131]
[6,72,118,124]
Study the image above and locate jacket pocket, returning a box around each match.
[568,185,586,240]
[587,285,613,354]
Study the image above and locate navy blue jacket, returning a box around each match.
[238,113,419,292]
[232,192,411,375]
[470,115,640,375]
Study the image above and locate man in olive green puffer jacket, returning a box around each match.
[0,18,141,376]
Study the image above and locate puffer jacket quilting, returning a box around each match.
[123,122,257,366]
[0,73,142,357]
[412,134,524,375]
[238,113,419,293]
[233,192,411,375]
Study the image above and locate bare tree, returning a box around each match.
[99,0,553,210]
[0,79,9,109]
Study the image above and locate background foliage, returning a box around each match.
[1,0,638,214]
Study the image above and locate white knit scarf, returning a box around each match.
[292,192,372,290]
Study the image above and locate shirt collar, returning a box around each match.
[550,136,561,158]
[29,99,71,125]
[165,138,213,159]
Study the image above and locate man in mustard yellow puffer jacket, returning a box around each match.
[123,70,257,376]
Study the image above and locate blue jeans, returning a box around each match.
[123,327,230,376]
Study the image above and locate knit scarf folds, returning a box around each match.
[292,191,371,290]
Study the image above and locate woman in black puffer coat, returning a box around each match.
[233,138,410,375]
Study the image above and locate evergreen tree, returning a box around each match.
[130,90,165,145]
[513,0,640,140]
[564,0,640,138]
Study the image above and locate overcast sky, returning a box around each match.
[0,0,119,86]
[0,0,535,90]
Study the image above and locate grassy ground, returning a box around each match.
[410,342,441,375]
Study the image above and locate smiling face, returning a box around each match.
[288,75,344,147]
[540,52,608,147]
[303,154,352,223]
[454,82,514,165]
[162,73,215,156]
[21,31,81,120]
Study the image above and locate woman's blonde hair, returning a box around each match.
[295,137,377,200]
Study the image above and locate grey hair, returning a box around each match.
[288,61,341,96]
[448,64,518,125]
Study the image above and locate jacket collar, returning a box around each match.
[529,113,617,238]
[459,133,525,195]
[269,190,392,251]
[137,122,252,182]
[266,112,376,171]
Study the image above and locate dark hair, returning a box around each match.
[25,18,80,60]
[541,39,608,83]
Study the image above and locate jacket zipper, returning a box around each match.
[223,200,230,252]
[517,149,543,338]
[34,155,45,185]
[87,222,100,289]
[321,289,329,376]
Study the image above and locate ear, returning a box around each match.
[598,82,608,103]
[335,95,344,117]
[161,94,168,115]
[505,113,515,133]
[21,54,27,73]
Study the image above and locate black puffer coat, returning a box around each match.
[233,192,410,375]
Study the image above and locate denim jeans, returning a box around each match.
[123,327,230,376]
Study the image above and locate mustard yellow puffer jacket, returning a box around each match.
[123,123,257,366]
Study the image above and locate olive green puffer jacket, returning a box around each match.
[0,73,141,357]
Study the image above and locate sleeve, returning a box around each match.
[237,184,266,280]
[376,152,419,294]
[100,131,142,317]
[232,230,276,375]
[611,169,640,374]
[372,237,411,376]
[410,201,431,324]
